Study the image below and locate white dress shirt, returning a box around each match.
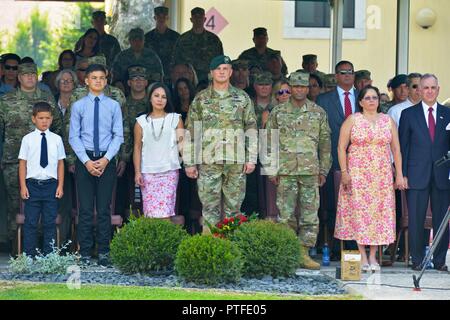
[422,101,437,128]
[18,128,66,180]
[337,86,356,115]
[388,98,414,127]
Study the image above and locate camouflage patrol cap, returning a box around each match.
[87,55,107,67]
[128,65,147,79]
[154,6,169,16]
[253,71,273,85]
[231,59,249,70]
[355,70,371,81]
[288,71,309,86]
[18,63,37,75]
[191,7,205,16]
[253,27,267,37]
[323,74,337,87]
[209,55,232,70]
[128,27,144,40]
[92,11,106,19]
[302,54,318,64]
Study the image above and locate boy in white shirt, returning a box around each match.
[18,102,65,257]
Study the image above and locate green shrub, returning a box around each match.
[110,217,188,274]
[175,235,243,285]
[230,220,300,278]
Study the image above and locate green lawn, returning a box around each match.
[0,281,360,300]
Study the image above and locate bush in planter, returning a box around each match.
[230,220,300,278]
[110,217,188,274]
[175,235,243,285]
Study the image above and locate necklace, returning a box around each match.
[150,114,166,141]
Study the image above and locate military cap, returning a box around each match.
[154,6,169,16]
[191,7,205,16]
[87,55,107,67]
[323,74,337,87]
[288,71,309,86]
[231,59,249,70]
[253,27,267,37]
[390,74,408,89]
[18,63,37,75]
[254,71,273,85]
[302,54,318,64]
[92,11,106,19]
[355,70,371,81]
[128,65,147,79]
[128,27,144,40]
[209,55,232,70]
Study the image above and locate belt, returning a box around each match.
[86,150,107,158]
[26,178,57,185]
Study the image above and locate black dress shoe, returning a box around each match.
[434,265,448,272]
[411,264,422,271]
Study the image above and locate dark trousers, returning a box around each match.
[23,178,57,256]
[75,157,116,257]
[407,180,450,267]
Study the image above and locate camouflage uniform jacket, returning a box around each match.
[265,99,331,177]
[64,85,130,165]
[238,47,288,75]
[144,28,180,82]
[99,33,122,68]
[126,94,148,145]
[184,85,258,166]
[0,87,62,165]
[380,100,396,114]
[112,48,164,84]
[172,29,224,82]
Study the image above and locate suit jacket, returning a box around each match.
[399,102,450,190]
[316,88,360,170]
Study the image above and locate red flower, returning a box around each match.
[217,223,223,229]
[229,217,234,223]
[223,218,229,224]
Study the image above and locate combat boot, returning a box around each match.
[199,217,211,235]
[299,245,321,270]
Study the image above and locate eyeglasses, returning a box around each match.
[363,95,379,101]
[60,79,74,84]
[411,84,419,89]
[338,70,354,75]
[4,65,18,71]
[77,68,87,72]
[278,89,291,95]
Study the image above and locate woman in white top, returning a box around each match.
[133,83,184,218]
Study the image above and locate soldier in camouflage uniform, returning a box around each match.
[112,28,164,90]
[238,27,288,77]
[323,73,337,93]
[172,7,224,83]
[91,11,122,68]
[265,71,331,269]
[0,63,62,254]
[144,6,180,84]
[296,54,326,83]
[380,74,408,114]
[354,70,373,91]
[184,55,258,234]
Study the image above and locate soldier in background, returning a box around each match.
[230,59,252,96]
[265,71,331,270]
[184,55,257,234]
[91,11,121,68]
[172,7,223,83]
[354,70,373,91]
[0,63,62,255]
[112,28,164,91]
[323,74,337,93]
[296,54,326,82]
[380,74,408,114]
[144,6,180,85]
[239,27,288,77]
[265,51,284,83]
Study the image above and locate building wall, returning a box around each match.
[178,0,449,101]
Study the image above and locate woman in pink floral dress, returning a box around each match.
[335,86,406,271]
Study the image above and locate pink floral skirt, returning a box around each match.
[141,170,179,218]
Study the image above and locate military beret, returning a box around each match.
[191,7,205,16]
[253,71,273,85]
[323,74,337,87]
[128,65,147,79]
[302,54,318,63]
[209,55,232,70]
[231,59,249,70]
[128,27,144,40]
[253,27,267,37]
[87,55,107,67]
[288,71,309,86]
[18,63,37,75]
[355,70,371,81]
[390,74,408,89]
[154,6,169,16]
[92,11,106,19]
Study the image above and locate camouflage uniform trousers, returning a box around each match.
[0,169,8,243]
[276,175,319,247]
[2,164,19,241]
[57,167,73,247]
[197,164,246,226]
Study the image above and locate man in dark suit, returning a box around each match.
[316,60,360,258]
[399,74,450,271]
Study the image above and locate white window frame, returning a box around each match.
[283,0,366,40]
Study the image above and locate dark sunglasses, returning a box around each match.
[278,89,291,95]
[4,65,18,71]
[411,84,419,89]
[338,70,354,75]
[77,68,87,72]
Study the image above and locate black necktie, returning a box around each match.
[94,96,100,155]
[40,132,48,168]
